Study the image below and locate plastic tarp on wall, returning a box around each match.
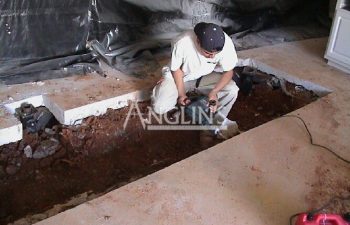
[0,0,96,84]
[0,0,302,84]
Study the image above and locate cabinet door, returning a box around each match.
[325,9,350,67]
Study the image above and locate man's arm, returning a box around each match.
[172,68,190,106]
[208,70,234,112]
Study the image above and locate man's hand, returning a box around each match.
[207,70,233,113]
[208,91,218,113]
[172,68,189,106]
[178,95,191,106]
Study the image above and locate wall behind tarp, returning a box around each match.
[0,0,302,84]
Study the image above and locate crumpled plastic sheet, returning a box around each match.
[90,28,170,77]
[88,0,303,77]
[0,0,93,83]
[0,54,101,85]
[0,0,303,83]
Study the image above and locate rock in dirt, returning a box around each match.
[24,145,33,158]
[33,139,60,159]
[61,129,84,148]
[44,128,56,136]
[6,164,18,175]
[295,85,305,92]
[267,77,280,89]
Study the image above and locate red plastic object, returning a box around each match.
[296,214,350,225]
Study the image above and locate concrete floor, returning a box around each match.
[19,38,350,224]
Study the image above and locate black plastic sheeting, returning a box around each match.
[0,0,95,84]
[0,0,304,84]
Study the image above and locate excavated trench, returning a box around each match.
[0,68,320,225]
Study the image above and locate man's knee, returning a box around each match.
[151,78,178,114]
[152,96,175,115]
[224,80,239,97]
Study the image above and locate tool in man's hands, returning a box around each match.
[208,100,216,106]
[208,99,217,112]
[207,98,219,114]
[184,95,214,125]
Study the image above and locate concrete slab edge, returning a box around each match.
[0,123,22,146]
[4,95,44,114]
[60,89,152,125]
[42,95,66,126]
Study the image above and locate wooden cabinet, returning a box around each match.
[325,0,350,74]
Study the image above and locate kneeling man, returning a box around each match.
[152,22,240,139]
